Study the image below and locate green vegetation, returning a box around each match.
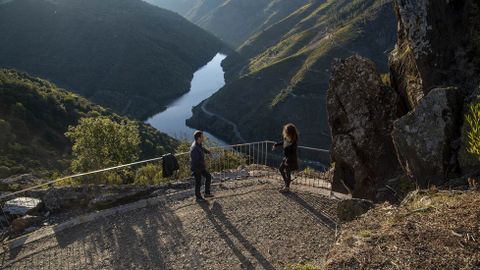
[380,73,391,87]
[66,117,140,173]
[134,164,164,185]
[0,0,223,118]
[58,138,249,186]
[0,69,177,180]
[465,102,480,161]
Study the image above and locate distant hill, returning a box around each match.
[187,0,397,147]
[146,0,309,49]
[0,69,177,179]
[0,0,224,119]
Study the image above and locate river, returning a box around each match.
[146,53,227,144]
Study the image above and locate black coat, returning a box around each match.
[162,153,179,177]
[190,141,210,173]
[275,140,299,170]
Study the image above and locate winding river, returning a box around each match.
[146,53,227,144]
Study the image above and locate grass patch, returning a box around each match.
[402,190,462,212]
[357,230,374,238]
[291,263,323,270]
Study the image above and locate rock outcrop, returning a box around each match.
[337,198,374,223]
[392,87,463,188]
[327,0,480,200]
[388,0,480,186]
[87,188,155,210]
[389,0,479,110]
[327,55,405,200]
[0,174,45,191]
[43,185,156,212]
[3,197,42,216]
[9,215,43,234]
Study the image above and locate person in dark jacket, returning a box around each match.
[272,123,299,193]
[190,130,214,202]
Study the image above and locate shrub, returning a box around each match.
[135,163,164,185]
[0,119,15,149]
[465,102,480,161]
[0,165,10,178]
[380,73,391,87]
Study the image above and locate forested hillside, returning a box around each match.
[0,69,177,179]
[0,0,223,119]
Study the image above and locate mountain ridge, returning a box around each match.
[187,0,397,148]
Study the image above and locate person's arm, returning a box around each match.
[201,146,211,155]
[272,140,283,150]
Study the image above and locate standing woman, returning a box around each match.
[272,123,299,193]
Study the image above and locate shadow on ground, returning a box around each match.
[1,184,339,269]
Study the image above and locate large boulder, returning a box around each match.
[9,215,43,234]
[337,199,374,223]
[3,197,43,216]
[43,187,91,212]
[327,55,405,200]
[389,0,479,110]
[392,87,463,188]
[87,187,155,210]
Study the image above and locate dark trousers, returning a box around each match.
[279,163,292,188]
[193,170,212,197]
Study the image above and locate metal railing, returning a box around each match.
[0,141,331,240]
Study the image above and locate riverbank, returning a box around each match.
[146,53,228,144]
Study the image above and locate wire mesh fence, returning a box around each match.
[0,141,331,241]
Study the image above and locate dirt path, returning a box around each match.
[1,183,339,269]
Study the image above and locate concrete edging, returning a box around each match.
[0,177,345,253]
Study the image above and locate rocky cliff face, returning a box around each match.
[328,0,480,199]
[392,87,463,188]
[390,0,480,109]
[328,55,405,201]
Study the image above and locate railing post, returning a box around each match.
[256,142,260,166]
[264,141,268,166]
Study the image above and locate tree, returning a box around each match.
[65,117,140,173]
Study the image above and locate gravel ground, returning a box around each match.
[0,183,339,269]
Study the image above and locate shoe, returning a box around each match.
[196,196,206,203]
[204,193,215,198]
[279,187,290,193]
